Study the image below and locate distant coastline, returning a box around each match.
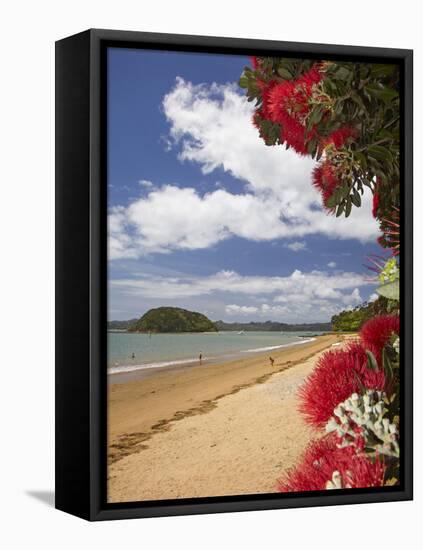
[108,319,332,333]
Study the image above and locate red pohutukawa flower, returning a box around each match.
[298,343,385,428]
[373,192,380,218]
[323,126,357,149]
[250,56,259,70]
[264,65,324,155]
[360,315,400,362]
[278,436,385,492]
[251,64,358,160]
[372,176,382,219]
[312,160,340,211]
[256,79,278,121]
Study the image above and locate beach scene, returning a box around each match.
[107,49,400,502]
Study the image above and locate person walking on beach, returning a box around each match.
[269,356,275,368]
[199,352,203,365]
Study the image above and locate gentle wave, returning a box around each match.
[108,336,317,375]
[242,337,316,353]
[108,357,200,375]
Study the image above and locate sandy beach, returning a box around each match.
[108,333,347,502]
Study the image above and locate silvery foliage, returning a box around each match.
[325,390,399,457]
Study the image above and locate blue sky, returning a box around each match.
[107,47,383,323]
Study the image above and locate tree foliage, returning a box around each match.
[129,307,217,333]
[239,57,400,252]
[331,297,390,332]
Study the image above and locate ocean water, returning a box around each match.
[107,331,323,375]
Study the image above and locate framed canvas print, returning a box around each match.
[55,29,413,521]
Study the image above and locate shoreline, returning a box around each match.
[108,334,346,477]
[108,334,320,383]
[108,333,352,502]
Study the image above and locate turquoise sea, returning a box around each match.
[108,331,323,375]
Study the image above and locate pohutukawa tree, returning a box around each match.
[239,57,400,254]
[239,57,401,489]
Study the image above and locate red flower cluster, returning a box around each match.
[312,160,340,211]
[360,314,400,362]
[323,126,357,149]
[251,60,357,156]
[278,436,385,492]
[264,66,324,155]
[250,59,360,211]
[298,343,385,428]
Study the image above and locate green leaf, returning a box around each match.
[366,84,399,103]
[345,196,352,217]
[377,280,400,301]
[325,193,338,209]
[354,151,368,169]
[366,350,379,371]
[307,106,324,132]
[335,66,352,80]
[239,75,249,88]
[351,188,362,207]
[382,347,394,381]
[370,64,397,78]
[277,67,293,80]
[368,144,393,162]
[306,138,318,157]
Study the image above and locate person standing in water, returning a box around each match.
[199,352,203,365]
[269,356,275,368]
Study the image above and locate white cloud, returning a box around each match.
[111,269,367,299]
[109,78,379,259]
[285,241,307,252]
[111,268,371,322]
[342,288,362,306]
[110,185,295,256]
[225,304,259,315]
[369,292,379,302]
[108,206,139,260]
[327,261,337,268]
[226,303,292,317]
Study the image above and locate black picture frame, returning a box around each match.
[55,28,413,521]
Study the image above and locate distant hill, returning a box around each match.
[108,319,137,331]
[108,316,331,333]
[128,307,218,333]
[214,320,331,332]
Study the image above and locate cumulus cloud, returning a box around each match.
[110,268,369,322]
[110,185,295,256]
[111,269,366,298]
[109,78,379,259]
[225,304,259,315]
[226,303,291,317]
[327,261,337,268]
